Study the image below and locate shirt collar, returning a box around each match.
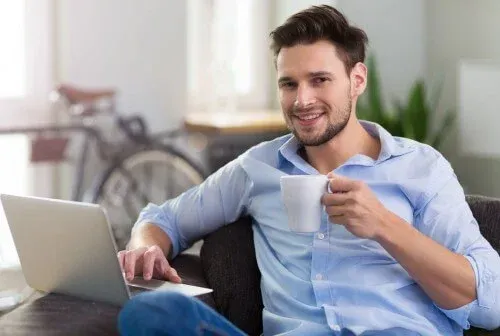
[362,120,414,161]
[278,120,415,168]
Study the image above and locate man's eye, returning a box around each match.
[312,77,328,84]
[280,82,296,89]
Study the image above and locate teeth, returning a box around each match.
[298,114,321,121]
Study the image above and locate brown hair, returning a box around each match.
[270,5,368,73]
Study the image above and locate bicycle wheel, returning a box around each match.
[86,145,207,250]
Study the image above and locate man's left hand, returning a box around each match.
[321,173,392,240]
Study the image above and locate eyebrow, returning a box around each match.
[308,71,334,78]
[278,71,334,84]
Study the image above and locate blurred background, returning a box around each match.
[1,0,499,267]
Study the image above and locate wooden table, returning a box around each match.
[183,110,288,135]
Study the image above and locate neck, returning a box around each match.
[303,116,381,174]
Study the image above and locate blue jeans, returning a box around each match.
[118,291,247,336]
[118,291,422,336]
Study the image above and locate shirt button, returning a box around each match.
[315,273,323,281]
[317,232,325,240]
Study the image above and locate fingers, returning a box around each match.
[118,245,182,283]
[123,250,138,281]
[142,246,182,283]
[322,192,350,206]
[325,204,348,217]
[156,257,181,283]
[120,247,147,281]
[163,264,182,284]
[328,214,348,226]
[328,174,361,193]
[142,247,160,280]
[158,258,181,283]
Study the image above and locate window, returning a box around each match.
[0,0,27,267]
[0,0,26,99]
[0,0,54,268]
[187,0,271,112]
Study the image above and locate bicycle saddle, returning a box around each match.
[56,84,116,104]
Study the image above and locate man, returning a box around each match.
[118,5,500,335]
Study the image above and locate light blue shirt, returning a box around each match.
[134,121,500,335]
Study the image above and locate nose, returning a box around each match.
[294,84,316,109]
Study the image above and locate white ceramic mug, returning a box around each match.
[280,175,329,232]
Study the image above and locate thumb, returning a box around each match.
[162,260,182,283]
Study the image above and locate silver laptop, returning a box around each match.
[0,194,212,306]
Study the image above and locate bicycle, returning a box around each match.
[0,84,208,250]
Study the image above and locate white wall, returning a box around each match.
[336,0,426,104]
[274,0,337,27]
[54,0,188,199]
[57,0,187,132]
[426,0,500,196]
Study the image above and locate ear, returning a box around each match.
[350,62,367,99]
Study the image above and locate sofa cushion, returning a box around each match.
[201,217,263,336]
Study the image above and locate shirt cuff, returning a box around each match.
[133,203,182,258]
[435,300,473,329]
[465,252,500,329]
[433,255,480,329]
[466,253,499,309]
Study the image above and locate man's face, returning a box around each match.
[276,40,353,146]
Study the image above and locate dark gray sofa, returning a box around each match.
[0,195,499,335]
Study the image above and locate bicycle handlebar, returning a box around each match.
[116,115,149,143]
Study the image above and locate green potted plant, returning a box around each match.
[357,55,455,149]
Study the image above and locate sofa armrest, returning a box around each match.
[465,327,500,336]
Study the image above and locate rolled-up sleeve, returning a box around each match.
[133,156,252,258]
[414,159,500,330]
[465,247,500,330]
[437,237,500,330]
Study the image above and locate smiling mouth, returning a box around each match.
[295,113,323,121]
[293,113,325,127]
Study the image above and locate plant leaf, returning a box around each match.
[429,76,444,113]
[391,99,407,137]
[356,100,372,121]
[406,81,428,142]
[366,55,386,121]
[357,55,454,150]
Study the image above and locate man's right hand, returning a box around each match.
[117,245,182,283]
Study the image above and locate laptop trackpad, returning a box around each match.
[127,277,213,297]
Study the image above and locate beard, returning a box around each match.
[287,95,352,147]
